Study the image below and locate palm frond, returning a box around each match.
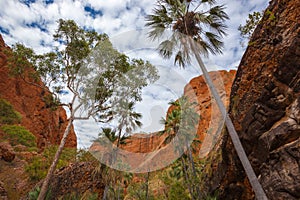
[158,39,175,59]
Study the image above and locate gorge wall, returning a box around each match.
[0,34,77,149]
[205,0,300,199]
[90,70,236,172]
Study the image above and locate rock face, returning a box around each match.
[44,162,104,199]
[205,0,300,199]
[0,181,8,200]
[0,35,77,149]
[90,70,236,172]
[0,142,15,162]
[180,70,236,156]
[121,70,235,155]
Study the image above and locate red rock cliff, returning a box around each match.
[0,35,77,149]
[90,70,236,172]
[204,0,300,199]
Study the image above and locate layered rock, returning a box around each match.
[0,35,76,149]
[205,0,300,199]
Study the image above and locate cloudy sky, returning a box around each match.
[0,0,269,148]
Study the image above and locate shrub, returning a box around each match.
[42,94,60,111]
[1,125,36,147]
[25,155,48,181]
[25,145,76,181]
[76,148,97,162]
[28,186,51,200]
[0,98,22,125]
[168,182,190,200]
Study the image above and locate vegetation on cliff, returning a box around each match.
[1,0,298,199]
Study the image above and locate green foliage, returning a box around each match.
[8,19,158,200]
[146,0,229,67]
[25,146,76,181]
[60,191,98,200]
[6,43,39,80]
[127,181,155,200]
[76,148,97,162]
[95,127,128,145]
[265,9,276,22]
[0,98,22,125]
[28,187,51,200]
[42,94,60,111]
[0,125,36,147]
[238,11,262,40]
[168,182,191,200]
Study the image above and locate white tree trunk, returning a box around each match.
[191,41,268,200]
[37,116,74,200]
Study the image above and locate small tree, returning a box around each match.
[239,11,262,38]
[8,19,158,200]
[238,11,262,46]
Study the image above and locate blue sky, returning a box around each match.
[0,0,269,148]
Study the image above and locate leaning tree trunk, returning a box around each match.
[181,156,195,200]
[186,143,202,199]
[145,170,150,200]
[37,116,74,200]
[190,40,268,200]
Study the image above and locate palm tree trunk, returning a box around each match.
[117,184,120,200]
[102,185,109,200]
[181,157,195,200]
[145,170,150,200]
[37,116,74,200]
[186,144,202,199]
[190,41,267,200]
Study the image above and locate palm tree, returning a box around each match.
[101,101,142,200]
[115,100,143,148]
[160,96,200,199]
[96,127,127,145]
[146,1,267,199]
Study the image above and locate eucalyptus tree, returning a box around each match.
[146,0,267,199]
[9,19,158,200]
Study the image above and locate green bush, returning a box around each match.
[168,182,190,200]
[26,145,76,181]
[62,191,98,200]
[1,125,36,147]
[28,186,51,200]
[25,155,48,181]
[0,98,22,124]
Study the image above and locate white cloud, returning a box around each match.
[0,0,270,147]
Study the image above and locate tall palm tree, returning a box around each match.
[160,96,200,199]
[101,101,142,200]
[146,1,267,199]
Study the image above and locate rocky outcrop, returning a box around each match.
[205,0,300,199]
[120,70,235,154]
[44,162,104,199]
[0,181,8,200]
[179,70,236,156]
[0,35,77,149]
[0,142,15,162]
